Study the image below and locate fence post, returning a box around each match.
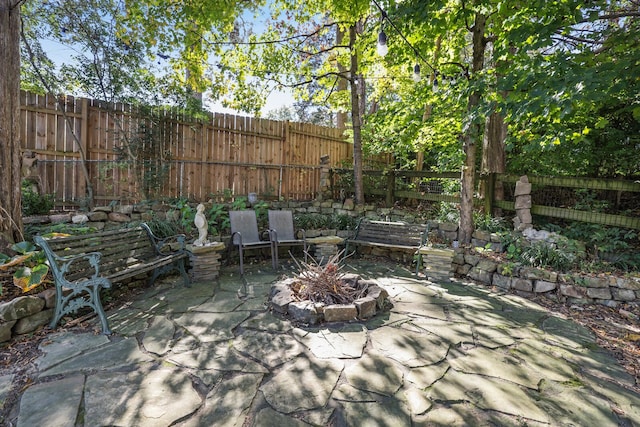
[385,169,395,207]
[317,155,331,201]
[483,173,496,215]
[80,97,90,207]
[328,168,337,200]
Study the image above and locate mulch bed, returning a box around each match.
[531,294,640,390]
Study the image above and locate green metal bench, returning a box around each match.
[34,223,190,335]
[346,219,429,273]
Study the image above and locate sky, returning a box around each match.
[213,89,295,115]
[40,30,294,116]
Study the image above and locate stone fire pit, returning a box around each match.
[269,273,390,325]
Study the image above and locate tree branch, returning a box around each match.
[554,31,603,46]
[203,21,344,48]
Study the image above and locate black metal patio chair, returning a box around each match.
[229,210,275,275]
[268,209,307,268]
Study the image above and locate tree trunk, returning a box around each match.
[481,111,506,214]
[349,24,364,205]
[0,0,23,250]
[335,27,348,131]
[459,12,487,244]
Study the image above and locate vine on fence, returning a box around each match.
[112,114,172,200]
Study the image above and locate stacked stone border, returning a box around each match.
[269,274,390,325]
[452,246,640,307]
[5,199,638,343]
[2,200,431,342]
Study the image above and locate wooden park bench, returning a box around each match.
[34,223,190,335]
[346,219,429,273]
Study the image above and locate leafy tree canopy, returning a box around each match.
[20,0,640,177]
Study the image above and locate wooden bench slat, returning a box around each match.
[347,240,419,251]
[346,219,429,273]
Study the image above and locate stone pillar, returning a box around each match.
[307,236,344,264]
[187,242,225,281]
[513,175,533,231]
[419,246,454,282]
[317,154,331,201]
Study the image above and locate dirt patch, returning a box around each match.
[531,294,640,389]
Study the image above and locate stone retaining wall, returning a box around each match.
[0,291,55,342]
[451,247,640,306]
[3,200,440,342]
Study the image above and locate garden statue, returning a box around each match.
[193,203,209,246]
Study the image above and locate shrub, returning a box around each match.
[294,213,357,231]
[329,214,357,230]
[434,202,459,223]
[518,241,577,272]
[547,222,639,271]
[0,241,50,295]
[474,212,511,233]
[294,213,330,230]
[144,213,184,238]
[22,181,54,216]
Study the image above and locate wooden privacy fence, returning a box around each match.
[19,91,353,206]
[331,169,640,230]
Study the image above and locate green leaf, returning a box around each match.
[595,117,609,129]
[11,241,37,255]
[13,264,49,293]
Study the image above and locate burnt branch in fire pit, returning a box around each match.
[289,250,367,305]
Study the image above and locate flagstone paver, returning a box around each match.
[168,344,268,373]
[173,311,250,342]
[16,376,84,427]
[340,398,411,427]
[142,315,175,356]
[182,372,263,427]
[293,324,368,359]
[259,356,344,413]
[5,260,638,427]
[233,330,304,367]
[0,374,14,409]
[369,327,449,367]
[84,367,201,427]
[36,332,110,372]
[38,337,153,377]
[343,350,404,395]
[447,346,551,389]
[252,407,312,427]
[428,370,550,422]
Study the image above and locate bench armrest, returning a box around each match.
[56,251,103,280]
[141,223,186,254]
[421,224,430,245]
[35,235,105,284]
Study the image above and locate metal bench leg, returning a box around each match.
[50,281,112,335]
[92,285,112,335]
[49,288,65,331]
[177,258,190,287]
